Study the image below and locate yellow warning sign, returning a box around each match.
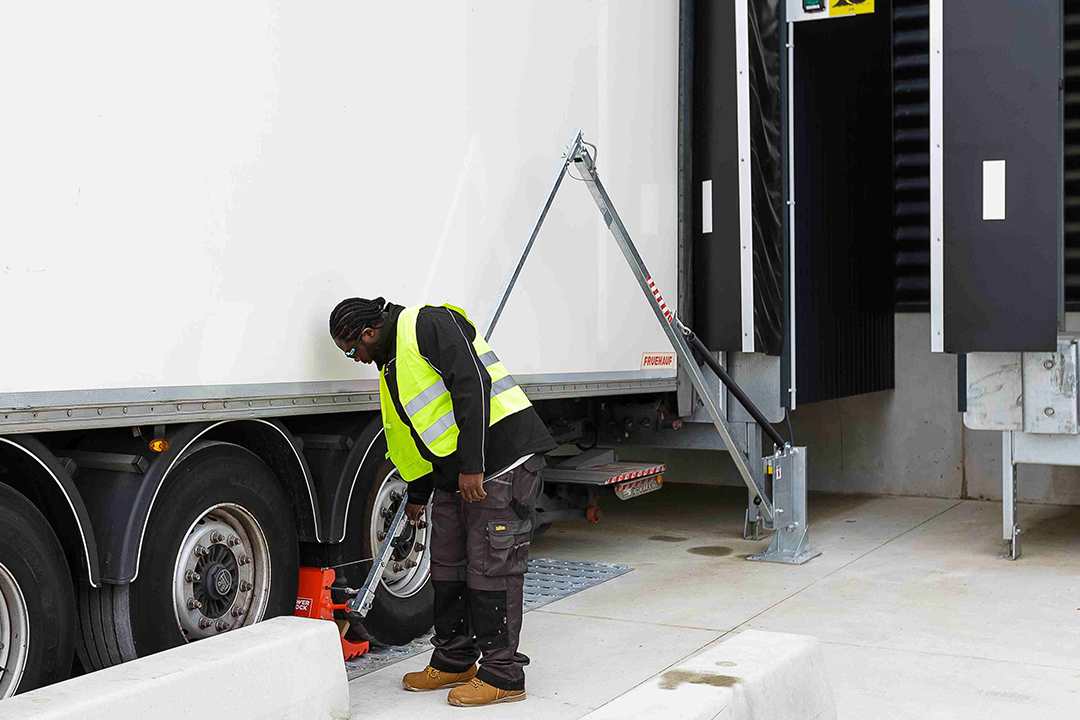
[830,0,874,17]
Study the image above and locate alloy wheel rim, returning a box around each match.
[171,503,272,641]
[0,561,29,699]
[368,469,432,598]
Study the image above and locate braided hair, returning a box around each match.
[329,296,387,342]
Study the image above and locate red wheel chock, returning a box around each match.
[295,566,369,661]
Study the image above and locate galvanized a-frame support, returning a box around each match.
[482,130,820,564]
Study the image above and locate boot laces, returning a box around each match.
[468,678,486,690]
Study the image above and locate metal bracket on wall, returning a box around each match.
[748,444,820,565]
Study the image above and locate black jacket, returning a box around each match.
[375,303,556,504]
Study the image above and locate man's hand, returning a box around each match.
[404,502,426,525]
[458,472,486,503]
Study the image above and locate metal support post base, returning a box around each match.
[744,508,762,541]
[743,423,764,541]
[747,445,820,565]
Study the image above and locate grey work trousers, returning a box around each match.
[427,457,542,691]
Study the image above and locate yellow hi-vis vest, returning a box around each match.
[378,304,533,481]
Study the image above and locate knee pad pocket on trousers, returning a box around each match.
[484,518,532,577]
[433,581,469,638]
[469,588,510,650]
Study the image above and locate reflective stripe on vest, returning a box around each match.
[382,304,533,481]
[404,379,448,417]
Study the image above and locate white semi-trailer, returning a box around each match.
[4,0,887,700]
[0,0,688,697]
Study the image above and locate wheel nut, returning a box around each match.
[389,490,401,502]
[238,554,251,566]
[187,598,202,611]
[414,542,425,553]
[210,531,225,544]
[417,520,428,529]
[216,620,230,632]
[185,570,200,583]
[198,618,212,629]
[231,607,245,618]
[380,506,391,519]
[392,562,402,573]
[227,535,241,547]
[239,580,252,592]
[194,544,208,558]
[404,559,417,569]
[377,531,387,541]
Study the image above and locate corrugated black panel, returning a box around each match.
[892,0,930,312]
[747,0,784,356]
[793,3,896,404]
[1066,4,1080,309]
[691,0,784,354]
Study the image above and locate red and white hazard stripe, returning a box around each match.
[646,275,674,323]
[604,464,666,485]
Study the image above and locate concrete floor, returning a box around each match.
[348,485,1080,718]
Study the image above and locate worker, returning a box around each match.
[329,296,556,707]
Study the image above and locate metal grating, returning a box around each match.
[893,0,931,312]
[1067,3,1080,309]
[344,558,632,680]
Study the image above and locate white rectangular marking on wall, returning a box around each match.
[983,160,1006,220]
[702,179,713,234]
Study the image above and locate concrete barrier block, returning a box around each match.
[0,616,349,720]
[584,629,836,720]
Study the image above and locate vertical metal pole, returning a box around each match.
[1002,430,1022,560]
[786,20,798,409]
[572,148,775,522]
[482,131,584,341]
[743,422,762,540]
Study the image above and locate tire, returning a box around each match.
[76,443,299,668]
[340,434,434,646]
[0,482,76,697]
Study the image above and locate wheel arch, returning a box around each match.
[128,418,320,583]
[0,435,101,587]
[329,417,386,543]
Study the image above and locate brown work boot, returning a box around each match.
[402,665,478,692]
[447,677,526,707]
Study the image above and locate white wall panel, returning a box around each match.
[0,1,677,395]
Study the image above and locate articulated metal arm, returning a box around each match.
[481,130,775,521]
[567,145,775,522]
[482,131,584,341]
[346,501,409,616]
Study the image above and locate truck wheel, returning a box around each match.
[76,443,299,668]
[341,455,434,646]
[0,482,76,697]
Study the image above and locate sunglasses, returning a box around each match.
[343,324,384,358]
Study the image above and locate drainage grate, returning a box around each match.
[345,557,632,680]
[522,558,632,611]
